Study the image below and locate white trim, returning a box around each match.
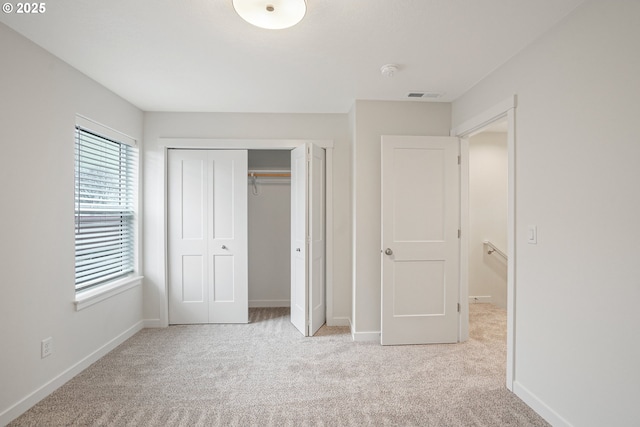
[351,330,381,342]
[74,276,143,311]
[453,95,517,391]
[348,317,380,341]
[143,319,163,328]
[75,114,138,147]
[325,148,334,331]
[459,137,470,342]
[0,321,143,426]
[159,139,334,329]
[159,138,334,150]
[450,96,517,138]
[248,299,291,308]
[327,316,350,327]
[505,107,516,391]
[513,382,573,427]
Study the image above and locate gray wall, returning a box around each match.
[142,112,352,327]
[0,23,144,424]
[350,100,452,338]
[453,1,640,425]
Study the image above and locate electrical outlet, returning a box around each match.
[41,337,53,358]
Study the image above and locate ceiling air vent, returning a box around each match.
[407,92,444,99]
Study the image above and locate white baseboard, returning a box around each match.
[469,295,492,303]
[0,320,144,427]
[327,316,350,327]
[513,381,573,427]
[350,321,381,342]
[143,318,164,328]
[249,299,290,308]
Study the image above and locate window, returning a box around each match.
[74,125,137,292]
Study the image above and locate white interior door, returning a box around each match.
[381,136,459,345]
[290,143,326,336]
[168,149,248,324]
[290,146,307,334]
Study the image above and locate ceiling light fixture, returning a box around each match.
[232,0,307,30]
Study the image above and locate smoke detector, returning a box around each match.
[380,64,399,77]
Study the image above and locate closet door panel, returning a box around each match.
[211,158,235,240]
[208,150,248,323]
[213,254,235,302]
[169,149,248,324]
[181,159,205,240]
[168,152,209,324]
[182,255,205,302]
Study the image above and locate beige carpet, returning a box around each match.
[10,305,549,426]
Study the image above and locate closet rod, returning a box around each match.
[248,172,291,178]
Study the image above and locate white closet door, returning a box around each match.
[381,136,459,345]
[290,145,307,335]
[168,149,248,324]
[308,143,326,335]
[168,150,209,324]
[290,143,326,336]
[208,150,248,323]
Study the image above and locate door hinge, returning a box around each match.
[457,303,461,313]
[458,229,461,238]
[457,155,461,165]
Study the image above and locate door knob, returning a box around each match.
[221,245,227,250]
[296,248,301,252]
[385,248,393,255]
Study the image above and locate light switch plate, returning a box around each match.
[527,225,537,244]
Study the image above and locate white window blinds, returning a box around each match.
[74,126,136,291]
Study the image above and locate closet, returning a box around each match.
[167,144,325,336]
[247,150,291,308]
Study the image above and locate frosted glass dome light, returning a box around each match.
[232,0,307,30]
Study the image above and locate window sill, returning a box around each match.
[74,275,143,311]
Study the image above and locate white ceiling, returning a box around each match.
[0,0,584,113]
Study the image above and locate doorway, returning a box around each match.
[454,95,516,390]
[467,122,508,310]
[247,150,292,309]
[247,146,326,336]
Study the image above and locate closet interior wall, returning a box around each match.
[248,150,292,307]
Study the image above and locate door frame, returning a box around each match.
[451,95,517,391]
[158,138,334,329]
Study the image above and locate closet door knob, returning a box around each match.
[384,248,393,255]
[221,245,227,250]
[296,248,301,252]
